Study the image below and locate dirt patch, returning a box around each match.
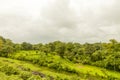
[17,64,54,80]
[32,71,46,78]
[32,71,54,80]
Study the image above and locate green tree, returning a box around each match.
[21,42,33,50]
[0,38,3,50]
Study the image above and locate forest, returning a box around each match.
[0,36,120,80]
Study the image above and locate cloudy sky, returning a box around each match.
[0,0,119,43]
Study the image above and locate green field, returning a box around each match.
[0,51,118,80]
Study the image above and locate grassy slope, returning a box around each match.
[1,50,120,80]
[0,57,82,80]
[75,64,120,79]
[12,51,120,79]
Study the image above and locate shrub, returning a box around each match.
[20,71,32,80]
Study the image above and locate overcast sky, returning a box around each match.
[0,0,120,43]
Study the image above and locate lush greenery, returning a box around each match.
[0,57,82,80]
[0,36,120,80]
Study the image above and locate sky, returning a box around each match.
[0,0,120,43]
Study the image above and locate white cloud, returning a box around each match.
[0,0,120,43]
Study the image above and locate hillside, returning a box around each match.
[0,51,119,80]
[0,36,120,80]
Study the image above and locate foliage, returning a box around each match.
[0,36,120,79]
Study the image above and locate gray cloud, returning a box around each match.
[0,0,120,43]
[41,0,78,29]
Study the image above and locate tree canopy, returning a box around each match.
[0,36,119,72]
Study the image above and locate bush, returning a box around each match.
[0,65,19,75]
[20,71,32,80]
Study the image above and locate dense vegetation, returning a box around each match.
[0,36,120,80]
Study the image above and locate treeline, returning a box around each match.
[0,36,120,72]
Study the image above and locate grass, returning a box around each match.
[2,50,120,80]
[0,57,82,80]
[75,63,120,78]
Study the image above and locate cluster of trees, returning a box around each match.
[0,36,120,72]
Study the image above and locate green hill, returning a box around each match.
[0,36,120,80]
[0,50,118,80]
